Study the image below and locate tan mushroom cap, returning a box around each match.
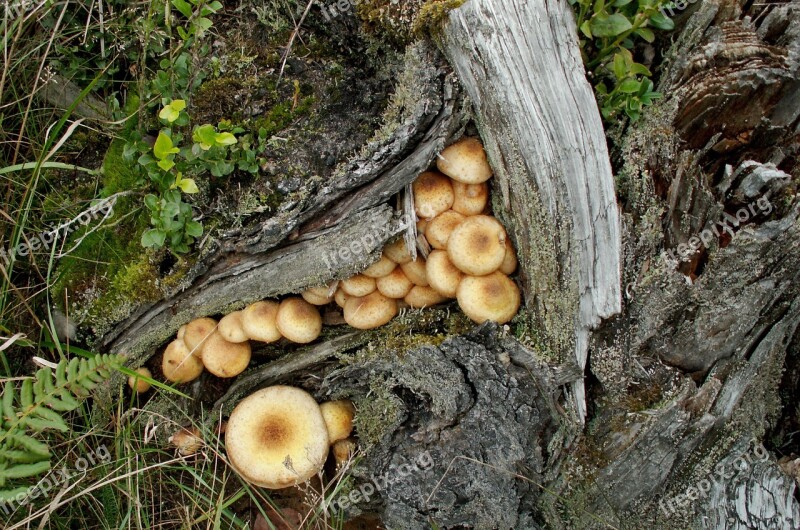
[332,438,357,467]
[340,274,376,297]
[404,285,449,309]
[334,288,349,308]
[426,250,465,298]
[276,297,323,344]
[202,333,252,378]
[376,267,414,299]
[400,258,428,286]
[242,301,282,343]
[344,291,398,330]
[218,311,249,343]
[183,317,218,358]
[500,239,518,275]
[436,137,493,184]
[416,219,429,234]
[170,426,203,456]
[302,283,336,306]
[452,181,489,216]
[362,255,396,278]
[128,367,152,393]
[456,271,521,324]
[447,215,507,276]
[383,238,412,264]
[162,339,204,383]
[413,171,454,219]
[319,400,355,443]
[225,386,330,489]
[176,325,187,341]
[425,210,465,250]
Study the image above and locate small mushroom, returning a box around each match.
[447,215,507,276]
[182,317,218,358]
[383,238,412,264]
[334,288,349,308]
[344,291,398,329]
[162,339,204,383]
[176,324,187,341]
[302,283,336,306]
[202,333,252,378]
[456,271,521,324]
[332,438,357,468]
[319,400,355,443]
[400,258,428,286]
[426,250,465,298]
[500,239,518,275]
[362,254,396,278]
[340,274,376,297]
[225,386,330,489]
[218,311,249,343]
[425,210,465,250]
[451,181,489,216]
[404,285,449,308]
[242,301,282,343]
[170,426,203,456]
[413,171,455,219]
[436,137,493,184]
[276,297,322,343]
[128,367,152,393]
[376,267,414,299]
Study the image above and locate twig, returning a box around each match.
[276,0,315,86]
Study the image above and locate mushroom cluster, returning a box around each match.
[161,297,322,384]
[320,136,521,328]
[225,385,355,489]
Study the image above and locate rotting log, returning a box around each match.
[87,0,800,528]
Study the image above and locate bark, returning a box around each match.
[89,0,800,528]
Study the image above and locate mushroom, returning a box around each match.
[376,267,414,299]
[400,258,428,287]
[456,271,521,324]
[425,210,465,250]
[128,367,152,393]
[302,283,336,306]
[182,317,218,358]
[447,215,507,276]
[451,181,489,216]
[500,239,518,275]
[242,301,282,343]
[426,250,465,298]
[201,333,252,378]
[332,438,357,468]
[436,137,493,184]
[340,274,376,297]
[225,386,330,489]
[334,288,349,309]
[218,311,249,343]
[170,426,203,456]
[344,291,398,329]
[404,285,449,308]
[319,400,355,443]
[176,324,187,341]
[413,171,455,219]
[276,297,322,343]
[162,339,204,383]
[362,254,396,278]
[383,238,412,264]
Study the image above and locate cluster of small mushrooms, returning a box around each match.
[126,137,523,490]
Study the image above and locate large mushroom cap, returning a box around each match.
[425,210,465,250]
[218,311,249,343]
[451,181,489,216]
[276,297,322,343]
[183,317,218,357]
[340,274,376,297]
[447,215,507,276]
[456,271,521,324]
[436,137,493,184]
[412,171,454,219]
[362,254,396,278]
[202,333,252,378]
[242,301,282,343]
[344,291,398,329]
[301,283,336,306]
[162,339,204,383]
[400,258,428,287]
[426,250,464,298]
[376,267,414,299]
[225,386,330,489]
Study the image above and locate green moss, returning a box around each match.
[356,0,465,44]
[353,375,405,447]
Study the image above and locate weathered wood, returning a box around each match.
[441,0,622,422]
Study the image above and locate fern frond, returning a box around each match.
[0,354,123,497]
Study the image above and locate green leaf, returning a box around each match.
[0,487,32,502]
[177,178,199,194]
[153,132,179,160]
[185,221,203,237]
[649,12,675,30]
[158,158,176,172]
[0,460,51,479]
[214,132,237,146]
[635,27,656,42]
[630,62,652,76]
[171,0,193,18]
[613,0,634,5]
[193,124,216,150]
[141,229,167,248]
[144,194,159,211]
[613,53,627,79]
[590,13,634,37]
[619,78,641,93]
[195,17,213,34]
[580,20,593,38]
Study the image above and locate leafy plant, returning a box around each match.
[571,0,675,121]
[0,354,123,501]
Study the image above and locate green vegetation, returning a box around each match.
[571,0,675,121]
